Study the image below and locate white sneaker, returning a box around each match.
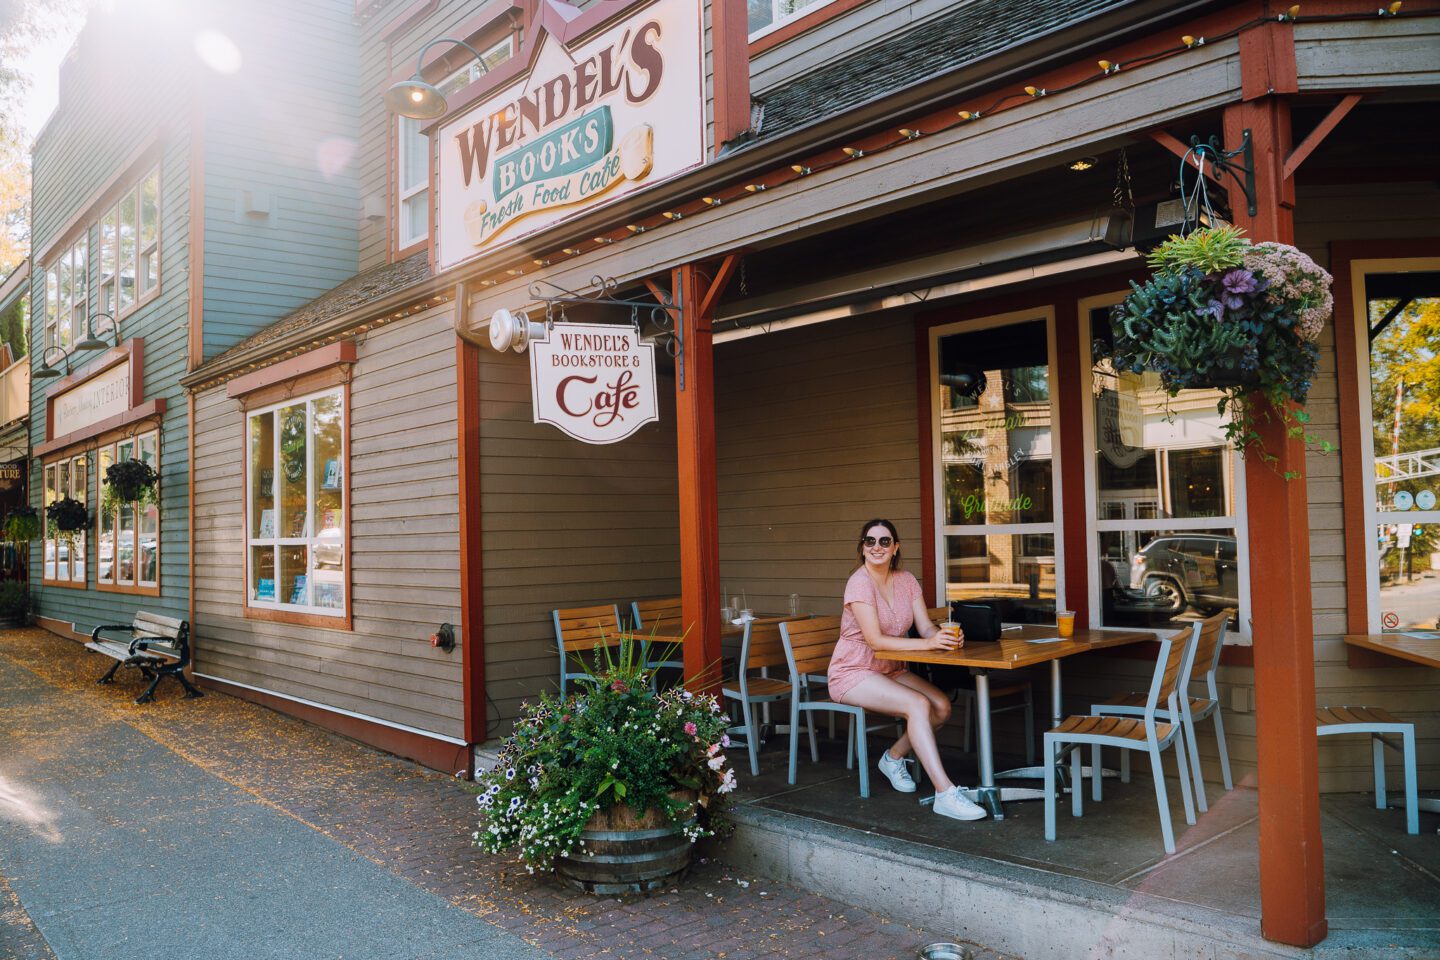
[933,787,987,821]
[877,750,917,793]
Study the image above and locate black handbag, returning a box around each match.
[951,602,1002,643]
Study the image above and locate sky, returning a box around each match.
[15,4,89,142]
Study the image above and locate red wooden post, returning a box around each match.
[457,322,488,752]
[710,0,752,152]
[1052,299,1090,626]
[673,263,723,692]
[1225,37,1327,943]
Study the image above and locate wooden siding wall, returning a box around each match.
[713,314,922,617]
[200,0,362,360]
[27,14,195,633]
[191,306,464,739]
[1067,181,1440,793]
[477,348,680,731]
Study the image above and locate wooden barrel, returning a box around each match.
[554,795,696,895]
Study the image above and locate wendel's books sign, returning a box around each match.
[436,0,704,270]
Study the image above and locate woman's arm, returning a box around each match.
[851,601,960,653]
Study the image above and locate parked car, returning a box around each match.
[1130,534,1239,615]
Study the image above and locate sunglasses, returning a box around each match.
[861,536,895,548]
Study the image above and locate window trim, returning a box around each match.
[1340,253,1440,636]
[96,165,162,321]
[44,236,88,353]
[94,430,161,597]
[928,306,1067,612]
[242,383,352,630]
[41,452,89,589]
[748,0,875,51]
[1077,292,1253,643]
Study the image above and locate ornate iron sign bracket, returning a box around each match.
[527,275,688,389]
[1187,129,1257,217]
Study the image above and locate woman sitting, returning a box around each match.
[828,518,986,821]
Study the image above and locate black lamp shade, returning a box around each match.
[73,334,110,352]
[385,78,448,119]
[34,361,62,379]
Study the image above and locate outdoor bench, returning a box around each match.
[86,611,204,704]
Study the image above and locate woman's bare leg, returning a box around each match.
[887,672,952,759]
[841,673,955,793]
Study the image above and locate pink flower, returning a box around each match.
[684,721,697,736]
[707,743,721,756]
[611,679,628,693]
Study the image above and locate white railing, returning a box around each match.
[0,358,28,426]
[1375,446,1440,484]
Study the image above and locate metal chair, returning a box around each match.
[629,597,687,676]
[780,617,871,797]
[1316,705,1419,835]
[927,605,1036,764]
[722,620,809,776]
[551,604,623,697]
[1091,609,1233,811]
[1044,623,1199,854]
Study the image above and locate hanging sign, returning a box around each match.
[1098,378,1146,468]
[435,0,704,269]
[53,359,131,437]
[529,322,658,444]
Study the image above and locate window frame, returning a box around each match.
[41,452,88,589]
[44,237,88,353]
[748,0,843,42]
[1346,255,1440,635]
[1078,291,1253,642]
[96,166,161,320]
[393,35,514,255]
[95,430,161,596]
[928,306,1067,612]
[243,384,351,628]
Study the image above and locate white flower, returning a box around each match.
[720,735,730,748]
[717,769,737,794]
[508,796,522,813]
[504,767,516,780]
[487,784,500,796]
[681,690,693,701]
[708,755,726,771]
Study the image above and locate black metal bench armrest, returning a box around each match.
[91,624,139,643]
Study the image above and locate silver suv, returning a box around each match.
[1130,534,1239,615]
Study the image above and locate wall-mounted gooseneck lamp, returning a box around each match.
[73,312,119,353]
[384,38,491,119]
[33,346,72,380]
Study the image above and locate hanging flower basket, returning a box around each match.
[5,505,40,542]
[103,458,159,511]
[47,497,89,534]
[1104,225,1333,469]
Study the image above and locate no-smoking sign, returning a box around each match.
[1382,612,1400,629]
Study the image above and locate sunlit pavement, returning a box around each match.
[0,628,1005,960]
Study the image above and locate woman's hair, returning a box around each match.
[853,518,902,571]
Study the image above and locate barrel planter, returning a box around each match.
[555,793,697,894]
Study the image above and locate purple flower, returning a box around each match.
[1205,299,1227,321]
[1221,268,1257,295]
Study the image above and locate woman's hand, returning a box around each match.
[927,622,964,652]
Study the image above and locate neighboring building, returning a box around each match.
[0,261,32,582]
[26,0,358,634]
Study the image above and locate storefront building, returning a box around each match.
[0,262,31,584]
[171,0,1439,948]
[26,1,360,637]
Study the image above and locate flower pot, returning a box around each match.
[554,795,697,894]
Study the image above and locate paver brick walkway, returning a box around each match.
[0,629,1008,960]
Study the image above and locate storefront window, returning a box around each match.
[97,432,159,590]
[935,317,1056,622]
[1087,301,1244,632]
[749,0,834,38]
[42,454,87,584]
[1364,273,1440,634]
[246,388,346,617]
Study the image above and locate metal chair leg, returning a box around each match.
[1148,742,1176,855]
[1401,725,1419,835]
[1024,686,1036,765]
[1173,734,1196,826]
[854,711,870,798]
[1120,748,1131,783]
[787,699,801,785]
[1044,735,1058,841]
[1212,708,1234,791]
[1372,733,1388,810]
[1071,744,1084,817]
[1091,743,1102,801]
[741,698,760,777]
[1182,705,1208,814]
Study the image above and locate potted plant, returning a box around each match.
[0,580,29,628]
[473,637,735,893]
[46,497,89,535]
[5,505,40,542]
[1105,225,1334,470]
[102,458,159,514]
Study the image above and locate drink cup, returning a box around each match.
[788,593,802,618]
[940,620,960,642]
[1057,610,1076,638]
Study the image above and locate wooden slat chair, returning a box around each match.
[552,604,624,697]
[927,606,1035,765]
[1091,609,1234,811]
[629,597,686,675]
[1316,705,1419,835]
[721,620,810,776]
[780,617,872,796]
[1044,624,1199,855]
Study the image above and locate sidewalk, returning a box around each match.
[0,629,1006,960]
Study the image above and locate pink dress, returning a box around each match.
[827,568,922,703]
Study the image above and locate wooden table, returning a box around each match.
[877,624,1155,819]
[1343,632,1440,816]
[1344,632,1440,669]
